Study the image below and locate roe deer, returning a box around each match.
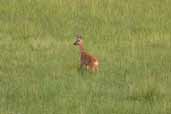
[73,34,99,72]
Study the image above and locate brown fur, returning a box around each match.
[80,51,99,72]
[74,35,99,72]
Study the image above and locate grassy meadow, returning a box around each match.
[0,0,171,114]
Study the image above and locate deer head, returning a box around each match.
[73,34,83,46]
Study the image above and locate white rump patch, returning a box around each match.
[94,61,99,66]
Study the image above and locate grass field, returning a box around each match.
[0,0,171,114]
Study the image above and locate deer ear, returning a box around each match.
[76,34,82,39]
[79,36,82,39]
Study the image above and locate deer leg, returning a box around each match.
[95,66,99,72]
[86,65,90,71]
[80,63,83,69]
[92,68,95,72]
[92,66,99,72]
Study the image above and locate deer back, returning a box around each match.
[81,51,98,67]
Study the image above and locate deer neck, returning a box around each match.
[79,44,84,53]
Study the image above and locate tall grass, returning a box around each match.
[0,0,171,114]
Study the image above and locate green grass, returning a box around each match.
[0,0,171,114]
